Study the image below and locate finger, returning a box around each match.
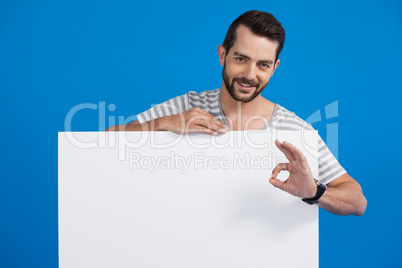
[291,145,308,164]
[213,118,229,131]
[192,108,229,130]
[271,163,289,178]
[199,119,228,134]
[275,140,295,161]
[269,178,286,192]
[187,124,218,136]
[282,141,307,164]
[191,115,228,134]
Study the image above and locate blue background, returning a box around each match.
[1,0,401,267]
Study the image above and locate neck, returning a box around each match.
[220,82,275,130]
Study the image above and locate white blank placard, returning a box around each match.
[58,131,319,268]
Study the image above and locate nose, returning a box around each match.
[243,64,257,81]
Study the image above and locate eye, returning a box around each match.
[260,63,270,69]
[235,57,246,62]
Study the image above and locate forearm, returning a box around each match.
[105,117,168,131]
[317,179,367,216]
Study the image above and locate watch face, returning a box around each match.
[317,182,327,190]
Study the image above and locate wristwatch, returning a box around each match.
[302,181,327,205]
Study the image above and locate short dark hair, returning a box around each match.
[223,10,285,62]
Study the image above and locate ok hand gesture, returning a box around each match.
[269,140,317,199]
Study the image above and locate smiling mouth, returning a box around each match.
[236,81,256,91]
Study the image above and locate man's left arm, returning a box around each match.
[270,140,367,216]
[314,173,367,216]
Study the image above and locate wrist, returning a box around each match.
[153,116,171,131]
[304,179,318,199]
[302,181,327,205]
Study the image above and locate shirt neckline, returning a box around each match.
[217,88,278,131]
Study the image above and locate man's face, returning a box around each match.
[219,25,280,103]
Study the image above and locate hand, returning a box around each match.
[162,107,229,135]
[269,140,317,198]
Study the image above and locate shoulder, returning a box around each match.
[187,88,221,104]
[271,104,314,131]
[186,89,222,116]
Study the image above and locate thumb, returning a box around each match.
[269,177,286,191]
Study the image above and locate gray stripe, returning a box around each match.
[187,92,199,99]
[154,106,161,118]
[140,112,148,122]
[278,119,304,128]
[275,109,293,116]
[188,95,217,105]
[206,91,221,98]
[192,104,220,110]
[172,99,182,114]
[319,165,333,177]
[274,126,299,131]
[261,103,279,130]
[166,100,174,115]
[210,112,223,117]
[137,114,144,123]
[318,144,326,152]
[205,88,220,95]
[146,109,153,121]
[318,159,338,169]
[320,167,345,184]
[319,150,331,160]
[216,92,230,128]
[172,97,180,114]
[179,95,186,112]
[160,104,169,117]
[193,91,219,98]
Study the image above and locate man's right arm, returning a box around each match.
[105,107,228,135]
[105,119,161,132]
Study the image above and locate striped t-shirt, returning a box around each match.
[137,88,346,184]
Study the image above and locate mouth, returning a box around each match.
[236,81,256,91]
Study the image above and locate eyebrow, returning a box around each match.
[233,51,274,65]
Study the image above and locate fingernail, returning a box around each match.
[213,132,218,136]
[220,129,226,134]
[224,126,229,130]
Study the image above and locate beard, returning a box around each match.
[222,63,269,103]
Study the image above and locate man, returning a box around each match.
[107,11,367,216]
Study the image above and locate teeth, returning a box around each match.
[239,82,251,87]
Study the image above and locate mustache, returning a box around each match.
[233,77,260,87]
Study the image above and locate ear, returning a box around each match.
[271,59,280,76]
[217,45,226,67]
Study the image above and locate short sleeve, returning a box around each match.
[317,135,347,184]
[136,94,190,124]
[271,104,347,185]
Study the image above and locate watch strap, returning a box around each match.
[302,182,327,205]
